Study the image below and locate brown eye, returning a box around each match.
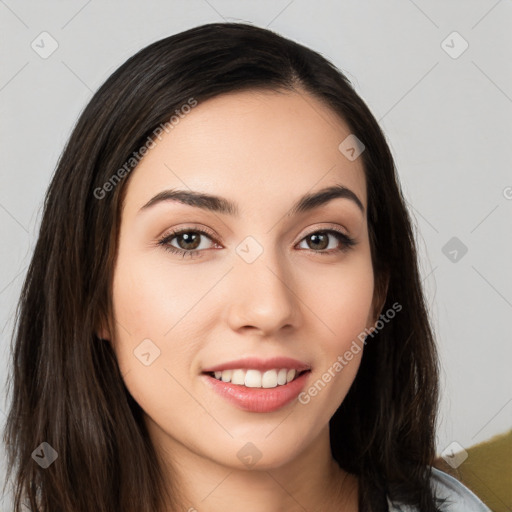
[297,229,357,255]
[305,232,330,250]
[174,232,202,250]
[158,228,219,259]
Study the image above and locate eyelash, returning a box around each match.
[157,226,357,259]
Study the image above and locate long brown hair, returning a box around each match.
[3,22,441,511]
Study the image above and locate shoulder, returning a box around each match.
[386,466,492,512]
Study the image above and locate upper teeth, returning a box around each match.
[212,368,299,388]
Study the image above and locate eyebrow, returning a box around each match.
[139,184,365,217]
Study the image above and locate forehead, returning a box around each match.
[123,89,367,216]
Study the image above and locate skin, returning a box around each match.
[102,88,386,512]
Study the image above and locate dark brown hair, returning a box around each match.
[3,21,442,511]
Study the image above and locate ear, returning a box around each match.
[368,271,390,327]
[95,316,111,341]
[96,328,110,341]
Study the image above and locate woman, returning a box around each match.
[2,22,491,512]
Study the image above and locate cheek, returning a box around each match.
[111,247,219,339]
[110,241,228,393]
[295,255,374,406]
[109,253,211,426]
[299,255,375,347]
[109,248,193,380]
[112,255,176,337]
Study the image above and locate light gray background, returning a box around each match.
[1,0,511,508]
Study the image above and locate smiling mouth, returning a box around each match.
[201,368,312,413]
[203,368,311,388]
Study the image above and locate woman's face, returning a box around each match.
[107,89,379,471]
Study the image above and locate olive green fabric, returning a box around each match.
[434,429,512,512]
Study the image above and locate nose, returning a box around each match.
[226,248,300,336]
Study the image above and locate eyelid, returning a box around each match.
[298,222,351,239]
[158,224,219,242]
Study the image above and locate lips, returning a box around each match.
[201,370,311,413]
[201,356,311,374]
[200,356,312,412]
